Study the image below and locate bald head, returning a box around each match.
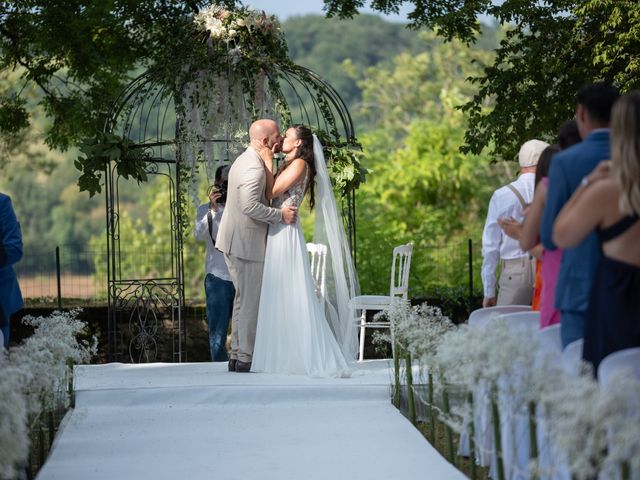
[249,119,278,142]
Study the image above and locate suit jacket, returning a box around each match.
[540,130,610,312]
[0,193,24,324]
[216,147,282,262]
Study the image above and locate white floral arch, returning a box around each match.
[96,6,362,363]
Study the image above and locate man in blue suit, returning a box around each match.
[0,192,23,349]
[541,83,620,347]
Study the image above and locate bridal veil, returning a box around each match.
[312,135,360,362]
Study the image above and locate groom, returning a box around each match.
[216,119,297,373]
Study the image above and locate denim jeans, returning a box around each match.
[204,273,235,362]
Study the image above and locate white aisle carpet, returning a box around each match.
[37,361,466,480]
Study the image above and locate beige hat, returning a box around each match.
[518,139,550,167]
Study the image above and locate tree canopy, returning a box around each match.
[0,12,429,255]
[0,0,236,159]
[352,32,508,296]
[324,0,640,159]
[282,13,424,112]
[5,1,638,163]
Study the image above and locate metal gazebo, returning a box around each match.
[102,61,358,362]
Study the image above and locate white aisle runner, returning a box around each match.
[37,361,465,480]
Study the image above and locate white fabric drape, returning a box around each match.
[312,135,360,362]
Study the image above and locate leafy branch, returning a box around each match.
[75,133,150,197]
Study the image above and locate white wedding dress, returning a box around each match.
[251,166,351,378]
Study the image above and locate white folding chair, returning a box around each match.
[597,348,640,480]
[468,305,532,329]
[306,242,327,300]
[561,339,584,377]
[460,305,532,463]
[494,311,540,479]
[598,347,640,386]
[498,310,541,333]
[349,243,413,361]
[537,324,562,363]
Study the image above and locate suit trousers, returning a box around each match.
[0,309,8,349]
[497,256,535,306]
[559,310,585,348]
[224,253,264,363]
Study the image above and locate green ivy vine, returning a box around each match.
[74,5,368,205]
[75,133,150,196]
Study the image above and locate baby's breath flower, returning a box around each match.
[0,309,97,475]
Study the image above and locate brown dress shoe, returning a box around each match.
[228,359,237,372]
[235,360,252,373]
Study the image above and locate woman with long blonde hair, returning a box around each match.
[554,91,640,373]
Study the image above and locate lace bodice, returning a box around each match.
[271,165,309,209]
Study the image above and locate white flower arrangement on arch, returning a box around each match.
[193,5,286,61]
[195,5,281,39]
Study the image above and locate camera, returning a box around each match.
[208,181,228,205]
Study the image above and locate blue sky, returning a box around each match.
[244,0,413,22]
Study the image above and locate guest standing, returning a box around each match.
[540,83,620,347]
[481,139,548,307]
[518,146,562,327]
[0,192,23,349]
[553,91,640,371]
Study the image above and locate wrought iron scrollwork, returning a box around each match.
[111,280,180,363]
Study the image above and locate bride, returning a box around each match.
[251,124,359,377]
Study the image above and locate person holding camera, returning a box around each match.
[194,165,235,362]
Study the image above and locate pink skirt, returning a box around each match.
[540,248,562,328]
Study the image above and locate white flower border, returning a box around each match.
[0,309,97,478]
[383,298,640,479]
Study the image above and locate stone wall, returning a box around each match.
[9,306,214,363]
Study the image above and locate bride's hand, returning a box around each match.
[251,139,274,168]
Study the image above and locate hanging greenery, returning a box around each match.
[75,4,366,203]
[315,131,367,197]
[75,133,150,196]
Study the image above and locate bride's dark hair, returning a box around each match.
[288,124,316,210]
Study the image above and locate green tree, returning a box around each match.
[1,11,431,278]
[354,30,495,138]
[352,34,511,296]
[0,145,105,257]
[323,0,640,159]
[356,92,510,296]
[5,1,640,167]
[282,13,424,115]
[0,0,237,161]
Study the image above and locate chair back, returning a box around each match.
[468,305,531,329]
[498,311,540,333]
[561,339,584,377]
[307,242,328,298]
[598,347,640,387]
[536,323,562,359]
[389,243,413,299]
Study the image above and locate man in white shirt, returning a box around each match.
[195,166,235,361]
[481,139,549,307]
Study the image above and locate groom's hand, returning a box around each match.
[281,206,297,224]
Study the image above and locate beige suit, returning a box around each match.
[216,147,282,363]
